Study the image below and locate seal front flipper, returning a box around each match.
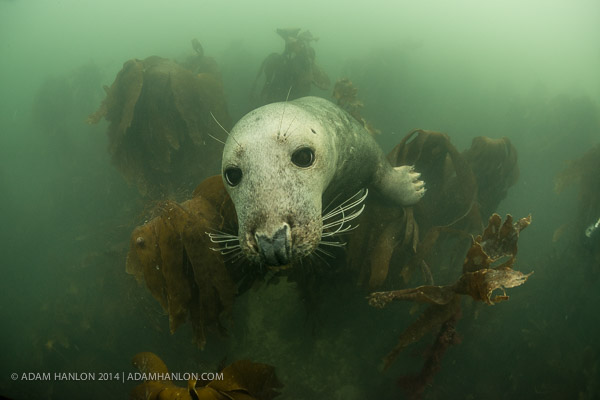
[375,164,426,206]
[221,95,425,266]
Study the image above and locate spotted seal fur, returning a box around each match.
[213,96,424,266]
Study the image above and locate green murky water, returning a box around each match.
[1,0,599,398]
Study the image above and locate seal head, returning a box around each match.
[222,102,333,265]
[221,96,425,266]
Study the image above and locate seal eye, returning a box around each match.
[291,147,315,168]
[224,167,242,186]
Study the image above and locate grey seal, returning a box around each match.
[215,96,424,266]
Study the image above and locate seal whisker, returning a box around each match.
[207,232,238,237]
[320,189,367,241]
[322,205,364,230]
[306,253,317,268]
[207,235,238,241]
[324,197,348,236]
[323,188,366,214]
[311,250,331,267]
[206,228,238,236]
[210,242,240,250]
[319,240,347,247]
[206,232,239,245]
[321,224,360,237]
[285,124,300,139]
[220,247,242,256]
[206,231,238,238]
[322,193,367,221]
[206,132,226,146]
[322,192,343,216]
[277,86,293,139]
[314,246,335,258]
[212,248,241,257]
[210,111,241,148]
[207,235,239,242]
[322,223,358,238]
[283,114,297,139]
[209,238,240,244]
[210,242,241,249]
[210,243,241,252]
[323,223,358,236]
[322,189,368,221]
[224,249,245,263]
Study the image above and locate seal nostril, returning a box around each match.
[253,225,293,266]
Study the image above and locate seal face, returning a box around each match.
[221,96,424,266]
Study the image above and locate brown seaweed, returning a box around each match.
[462,136,519,217]
[88,55,230,197]
[368,213,533,308]
[130,352,281,400]
[397,308,462,400]
[126,176,237,348]
[368,213,531,374]
[348,129,482,289]
[180,38,221,77]
[554,144,600,266]
[382,297,461,370]
[348,129,523,292]
[389,129,481,234]
[251,28,330,107]
[124,127,527,359]
[345,188,405,289]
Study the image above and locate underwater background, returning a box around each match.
[1,0,599,399]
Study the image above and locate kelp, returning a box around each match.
[368,213,533,308]
[88,53,230,197]
[348,129,523,291]
[555,143,600,228]
[126,176,238,348]
[554,143,600,266]
[368,214,532,371]
[130,352,281,400]
[345,189,405,289]
[555,143,600,199]
[388,129,481,233]
[380,298,461,371]
[179,38,221,77]
[347,129,482,289]
[397,307,462,400]
[251,28,330,107]
[462,136,519,217]
[124,125,527,393]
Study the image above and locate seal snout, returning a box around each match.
[254,223,292,266]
